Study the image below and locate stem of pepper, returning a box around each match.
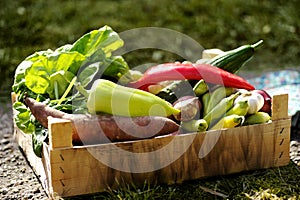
[75,82,89,99]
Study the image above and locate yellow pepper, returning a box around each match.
[86,79,180,117]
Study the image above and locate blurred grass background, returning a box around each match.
[1,0,300,99]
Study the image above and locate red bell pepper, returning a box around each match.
[127,62,255,91]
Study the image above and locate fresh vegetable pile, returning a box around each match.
[12,26,272,157]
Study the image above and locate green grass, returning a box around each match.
[64,162,300,199]
[1,0,300,101]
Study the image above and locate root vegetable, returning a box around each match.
[24,97,66,128]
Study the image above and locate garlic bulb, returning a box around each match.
[235,91,264,114]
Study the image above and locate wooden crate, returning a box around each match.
[13,94,291,198]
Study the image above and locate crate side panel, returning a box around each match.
[14,127,52,197]
[273,120,291,166]
[46,120,290,197]
[188,122,276,178]
[49,147,160,197]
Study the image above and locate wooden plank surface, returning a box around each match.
[48,117,73,149]
[13,127,52,197]
[272,94,289,120]
[47,119,290,197]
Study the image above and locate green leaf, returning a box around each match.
[78,63,99,87]
[101,56,130,81]
[32,126,48,158]
[13,102,36,134]
[13,61,32,86]
[24,51,85,96]
[15,26,125,99]
[25,62,50,94]
[48,70,75,99]
[70,25,124,58]
[46,51,86,74]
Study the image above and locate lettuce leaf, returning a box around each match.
[12,25,130,157]
[70,25,124,57]
[24,52,84,97]
[13,102,36,134]
[12,25,128,99]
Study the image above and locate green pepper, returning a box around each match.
[85,79,180,117]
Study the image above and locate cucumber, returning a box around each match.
[207,40,263,73]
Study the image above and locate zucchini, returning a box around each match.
[156,80,194,104]
[244,111,271,125]
[207,40,263,73]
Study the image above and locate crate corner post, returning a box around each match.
[272,94,291,167]
[48,117,73,149]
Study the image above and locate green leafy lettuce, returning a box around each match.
[12,25,130,157]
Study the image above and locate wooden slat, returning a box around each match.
[272,94,289,120]
[271,94,290,166]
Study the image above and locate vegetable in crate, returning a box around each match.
[24,97,179,145]
[77,79,180,117]
[193,40,263,96]
[244,112,271,125]
[12,26,133,156]
[225,99,249,116]
[180,119,208,133]
[193,79,208,97]
[127,63,255,91]
[202,92,211,117]
[156,80,195,104]
[210,114,244,130]
[205,87,236,115]
[206,40,263,73]
[172,96,201,121]
[204,92,241,127]
[235,90,264,115]
[252,90,272,115]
